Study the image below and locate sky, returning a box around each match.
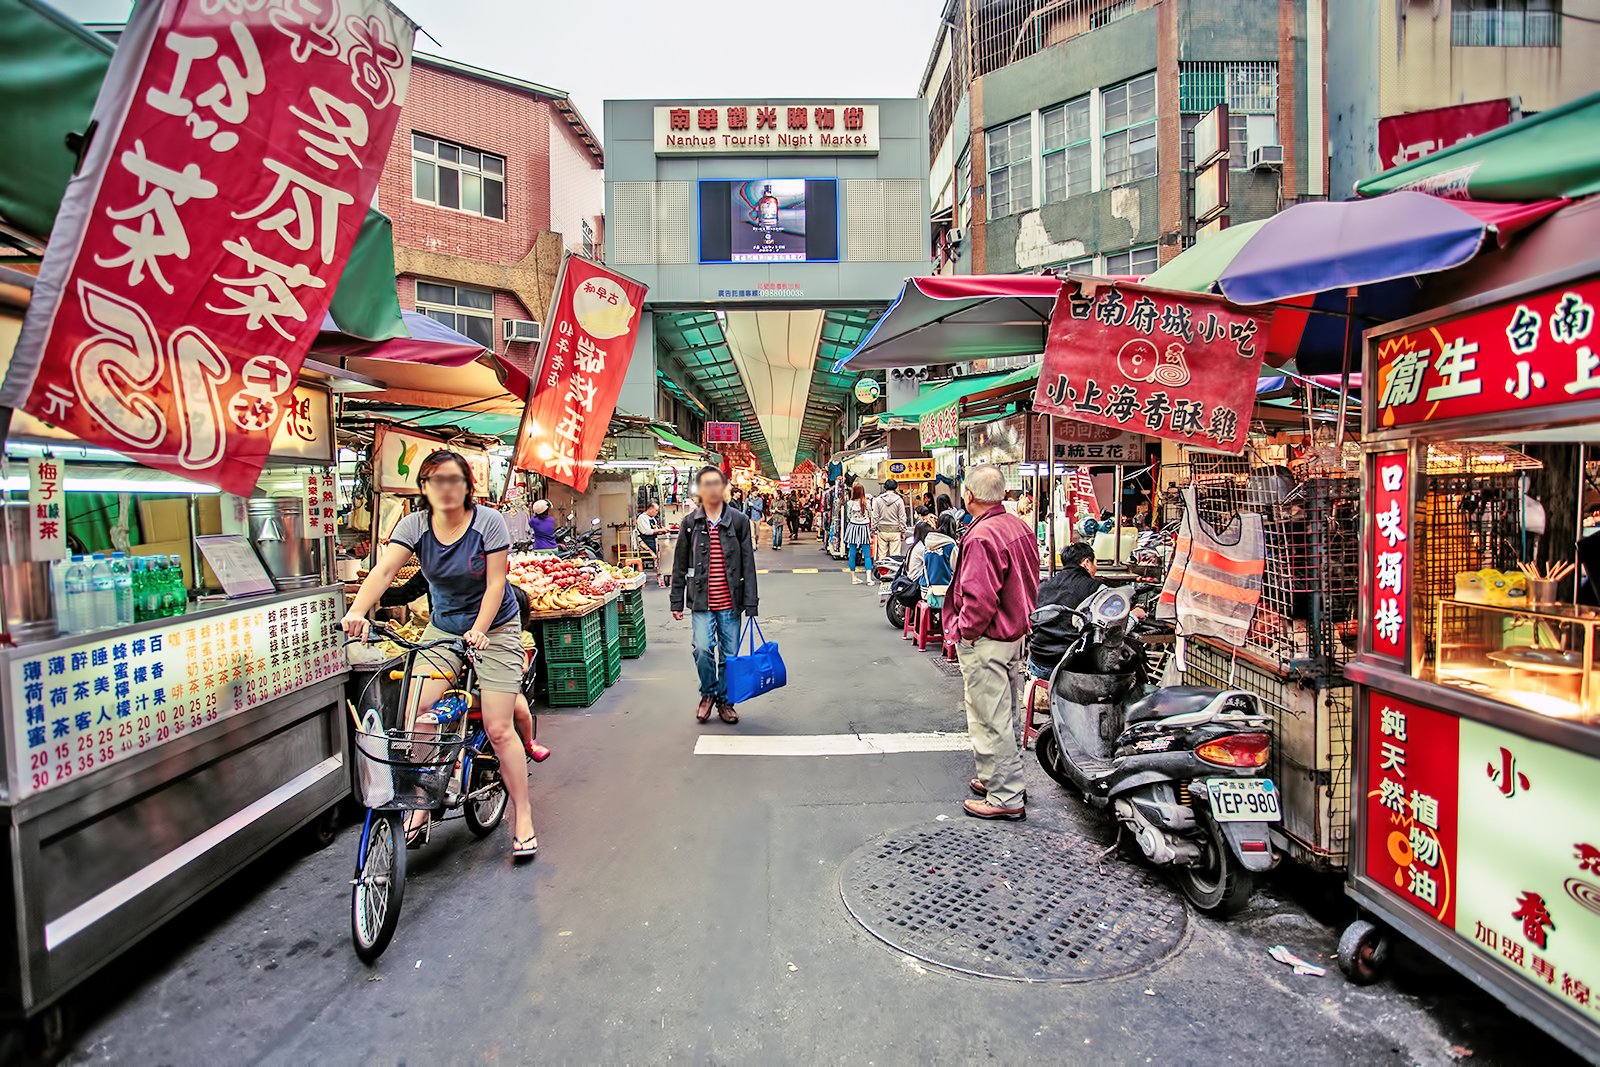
[53,0,943,139]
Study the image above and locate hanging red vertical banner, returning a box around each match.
[2,0,417,496]
[512,254,648,492]
[1369,451,1411,659]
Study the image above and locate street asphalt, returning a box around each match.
[59,542,1584,1066]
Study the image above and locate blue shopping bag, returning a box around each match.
[724,618,787,704]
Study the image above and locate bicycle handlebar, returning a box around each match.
[351,622,471,659]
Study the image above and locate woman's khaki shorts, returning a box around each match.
[417,620,527,695]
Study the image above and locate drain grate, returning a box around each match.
[840,821,1188,983]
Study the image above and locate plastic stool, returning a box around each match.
[912,601,944,651]
[901,599,917,640]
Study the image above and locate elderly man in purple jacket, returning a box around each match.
[946,463,1041,820]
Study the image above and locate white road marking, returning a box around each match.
[694,732,972,756]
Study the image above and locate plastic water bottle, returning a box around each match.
[109,552,134,626]
[166,554,186,616]
[60,557,89,635]
[87,555,116,630]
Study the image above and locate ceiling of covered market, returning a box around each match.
[655,307,881,476]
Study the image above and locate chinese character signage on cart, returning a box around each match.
[8,590,345,800]
[654,104,879,155]
[1369,452,1410,659]
[304,471,336,538]
[1373,274,1600,430]
[27,458,67,563]
[919,401,958,449]
[1362,694,1600,1023]
[2,0,416,497]
[1033,282,1270,455]
[512,255,648,493]
[705,422,741,444]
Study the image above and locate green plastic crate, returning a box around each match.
[622,587,644,613]
[604,648,621,685]
[541,611,605,664]
[621,632,646,659]
[546,656,607,707]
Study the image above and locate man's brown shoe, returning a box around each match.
[963,798,1025,821]
[718,701,739,724]
[970,778,1026,801]
[696,696,714,723]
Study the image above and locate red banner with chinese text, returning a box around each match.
[1362,694,1461,928]
[3,0,416,496]
[511,255,647,492]
[1377,99,1513,173]
[1374,274,1600,430]
[1032,281,1271,455]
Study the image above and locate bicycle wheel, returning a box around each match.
[464,743,508,838]
[351,810,407,963]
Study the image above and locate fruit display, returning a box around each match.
[509,555,632,613]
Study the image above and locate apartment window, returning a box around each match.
[1452,0,1560,46]
[415,282,495,348]
[986,116,1033,219]
[581,220,595,259]
[1228,113,1279,169]
[1042,95,1092,202]
[412,134,506,219]
[1103,245,1159,277]
[956,149,971,228]
[1091,0,1136,28]
[1101,73,1157,186]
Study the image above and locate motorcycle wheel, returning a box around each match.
[1178,819,1254,917]
[1034,725,1075,788]
[886,596,907,629]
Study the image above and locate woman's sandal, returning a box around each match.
[406,816,429,850]
[512,833,539,862]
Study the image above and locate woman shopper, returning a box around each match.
[843,482,875,584]
[343,451,540,862]
[747,493,766,546]
[527,499,557,551]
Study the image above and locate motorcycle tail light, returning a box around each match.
[1197,733,1271,768]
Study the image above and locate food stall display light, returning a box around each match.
[0,475,220,494]
[1196,733,1271,768]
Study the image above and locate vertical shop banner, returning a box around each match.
[26,457,67,563]
[919,401,959,449]
[1033,281,1270,455]
[512,255,648,493]
[303,470,335,537]
[1362,695,1461,927]
[3,0,416,497]
[1374,275,1600,430]
[1369,452,1411,659]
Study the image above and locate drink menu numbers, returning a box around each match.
[8,590,345,800]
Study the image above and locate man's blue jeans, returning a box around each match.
[692,608,741,700]
[772,523,784,548]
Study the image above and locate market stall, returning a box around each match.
[1340,262,1600,1057]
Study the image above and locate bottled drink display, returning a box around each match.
[109,552,134,626]
[756,183,779,231]
[59,556,91,636]
[88,554,116,626]
[166,554,186,617]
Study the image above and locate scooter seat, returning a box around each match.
[1123,685,1221,725]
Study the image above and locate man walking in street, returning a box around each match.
[670,467,759,724]
[946,463,1040,820]
[871,478,908,574]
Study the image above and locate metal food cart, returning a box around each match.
[1341,260,1600,1059]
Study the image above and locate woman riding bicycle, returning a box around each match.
[342,450,540,862]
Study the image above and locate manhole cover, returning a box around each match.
[840,821,1188,983]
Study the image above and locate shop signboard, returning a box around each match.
[26,458,67,563]
[919,400,959,449]
[1368,452,1411,660]
[880,458,935,482]
[1378,99,1514,173]
[303,470,336,538]
[512,254,648,493]
[375,426,445,494]
[1361,694,1600,1026]
[1033,281,1270,456]
[705,422,741,444]
[7,589,345,800]
[1371,274,1600,432]
[1,0,415,497]
[1032,418,1144,464]
[654,104,880,155]
[270,385,333,464]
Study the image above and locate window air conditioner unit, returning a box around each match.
[1249,145,1284,172]
[948,227,965,246]
[503,319,541,343]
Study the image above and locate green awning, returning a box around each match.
[360,410,523,439]
[1142,219,1269,293]
[648,425,703,455]
[1355,90,1600,201]
[881,372,1012,422]
[0,0,405,338]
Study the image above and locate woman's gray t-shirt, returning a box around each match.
[390,506,519,635]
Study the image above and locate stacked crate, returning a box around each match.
[601,597,622,685]
[619,587,646,658]
[539,608,607,707]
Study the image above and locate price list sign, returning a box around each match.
[8,590,345,799]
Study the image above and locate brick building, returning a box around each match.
[377,53,604,375]
[920,0,1327,276]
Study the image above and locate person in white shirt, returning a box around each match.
[636,502,661,562]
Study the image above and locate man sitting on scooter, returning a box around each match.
[1028,543,1145,678]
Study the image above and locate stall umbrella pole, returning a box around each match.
[1335,286,1359,450]
[1046,414,1057,574]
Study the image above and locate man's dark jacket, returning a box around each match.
[670,506,759,616]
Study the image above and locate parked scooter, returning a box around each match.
[873,555,918,628]
[555,516,604,561]
[1031,586,1279,916]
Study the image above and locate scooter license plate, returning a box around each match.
[1205,778,1281,822]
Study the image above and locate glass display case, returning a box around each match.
[1432,598,1599,725]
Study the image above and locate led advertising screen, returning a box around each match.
[699,179,838,263]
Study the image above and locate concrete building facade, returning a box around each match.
[921,0,1327,276]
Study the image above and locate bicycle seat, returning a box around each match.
[1124,685,1222,724]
